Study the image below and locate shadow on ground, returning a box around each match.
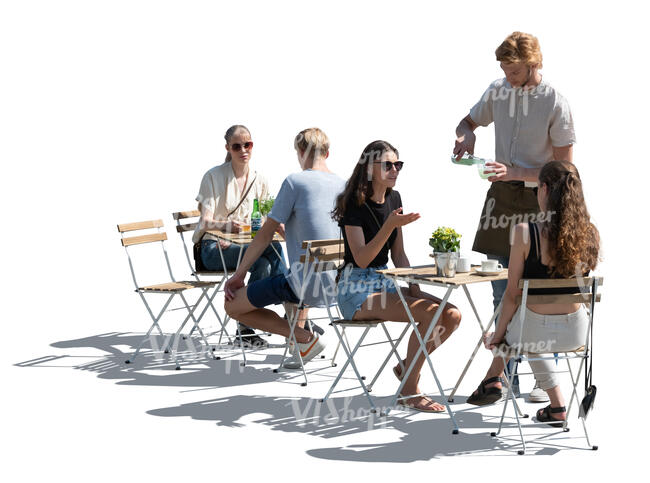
[15,331,590,461]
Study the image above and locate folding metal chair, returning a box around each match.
[302,240,409,412]
[490,276,603,455]
[172,210,231,349]
[117,219,219,369]
[271,239,344,386]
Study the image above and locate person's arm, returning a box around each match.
[485,223,528,348]
[198,202,242,233]
[453,115,479,160]
[552,144,573,163]
[223,217,280,299]
[390,227,421,296]
[485,145,574,183]
[344,208,419,269]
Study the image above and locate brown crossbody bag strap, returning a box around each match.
[226,173,258,219]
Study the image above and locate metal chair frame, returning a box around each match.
[117,219,219,369]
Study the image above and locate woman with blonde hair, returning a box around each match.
[193,124,285,347]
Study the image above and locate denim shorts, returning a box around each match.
[247,274,299,308]
[336,265,398,320]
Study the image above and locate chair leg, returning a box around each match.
[170,289,209,369]
[386,287,452,415]
[367,323,409,391]
[128,294,175,364]
[237,324,247,367]
[329,326,345,367]
[565,353,586,424]
[178,289,219,360]
[565,353,597,449]
[500,360,526,418]
[493,355,526,455]
[320,325,375,412]
[189,278,229,342]
[273,306,308,386]
[448,298,501,402]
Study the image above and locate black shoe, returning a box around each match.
[282,314,324,336]
[307,320,325,335]
[234,328,268,348]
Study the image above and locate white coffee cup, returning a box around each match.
[456,256,471,273]
[481,259,503,272]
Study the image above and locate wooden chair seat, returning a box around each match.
[137,280,217,293]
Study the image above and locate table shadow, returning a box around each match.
[146,393,534,461]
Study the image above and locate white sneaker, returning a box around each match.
[296,333,326,363]
[528,382,550,403]
[283,352,303,369]
[282,341,301,369]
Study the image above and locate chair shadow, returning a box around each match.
[147,393,518,461]
[16,332,586,460]
[16,332,297,389]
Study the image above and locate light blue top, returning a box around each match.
[269,169,345,307]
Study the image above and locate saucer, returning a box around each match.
[475,268,504,276]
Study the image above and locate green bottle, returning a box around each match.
[251,198,262,238]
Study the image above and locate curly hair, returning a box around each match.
[539,161,600,278]
[331,140,398,222]
[495,31,543,68]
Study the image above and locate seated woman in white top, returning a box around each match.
[192,125,285,346]
[467,161,600,427]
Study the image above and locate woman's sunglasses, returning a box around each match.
[231,141,254,152]
[373,160,404,172]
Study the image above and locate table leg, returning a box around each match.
[447,298,502,402]
[386,286,459,433]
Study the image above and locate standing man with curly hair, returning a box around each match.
[453,31,576,402]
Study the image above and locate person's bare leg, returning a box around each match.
[284,303,310,330]
[225,288,312,343]
[353,289,461,410]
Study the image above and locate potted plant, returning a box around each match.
[429,227,461,277]
[259,197,275,222]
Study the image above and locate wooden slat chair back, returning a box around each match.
[299,238,345,273]
[515,277,604,306]
[171,209,228,277]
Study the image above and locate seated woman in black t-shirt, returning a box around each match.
[332,140,462,413]
[467,161,600,427]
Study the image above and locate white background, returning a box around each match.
[2,0,647,480]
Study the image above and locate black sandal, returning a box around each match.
[536,405,566,428]
[466,376,504,406]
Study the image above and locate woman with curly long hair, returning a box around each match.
[332,140,462,412]
[466,160,600,427]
